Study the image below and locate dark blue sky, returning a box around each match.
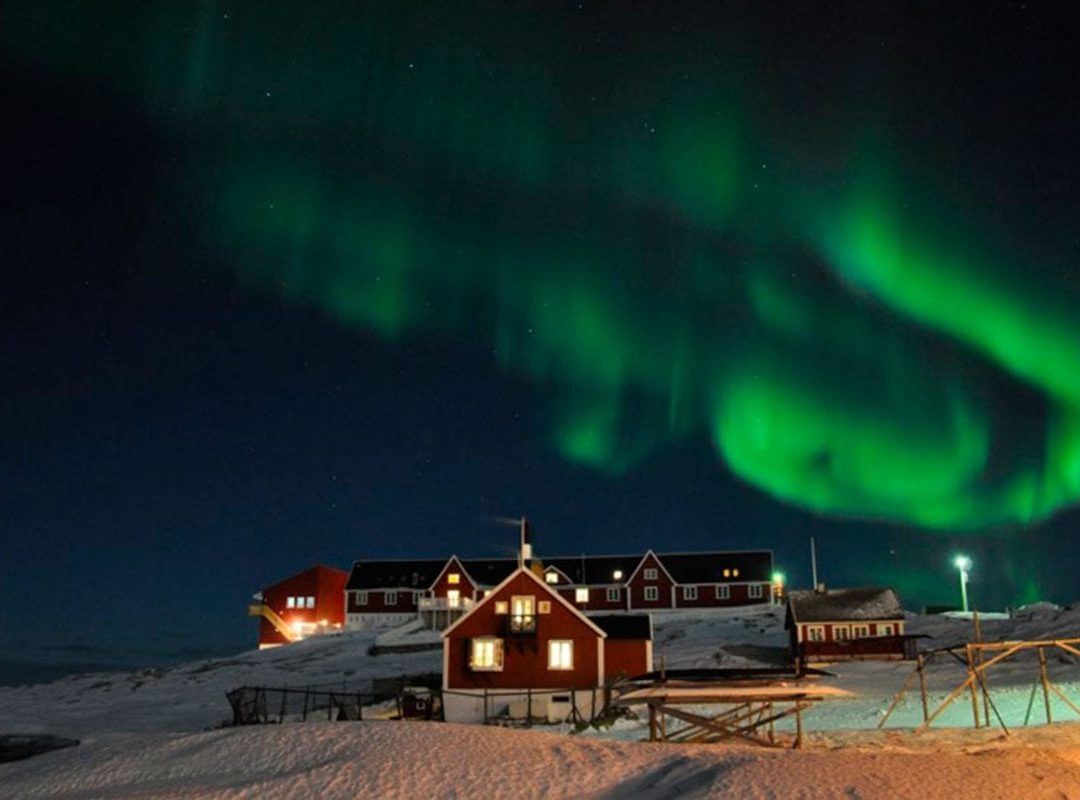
[3,2,1080,675]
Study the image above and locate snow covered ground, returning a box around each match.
[4,602,1080,798]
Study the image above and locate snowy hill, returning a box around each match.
[5,604,1080,798]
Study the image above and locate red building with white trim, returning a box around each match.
[441,565,652,723]
[786,587,913,663]
[250,564,348,649]
[345,549,774,630]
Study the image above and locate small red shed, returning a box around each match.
[786,586,913,663]
[441,565,652,724]
[250,564,348,649]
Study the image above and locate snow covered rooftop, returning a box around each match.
[787,587,905,623]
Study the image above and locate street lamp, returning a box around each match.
[771,571,785,605]
[954,555,972,613]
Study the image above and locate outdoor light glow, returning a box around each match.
[613,570,623,581]
[772,572,785,585]
[954,556,972,572]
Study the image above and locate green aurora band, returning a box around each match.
[6,3,1080,530]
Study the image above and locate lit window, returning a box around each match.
[749,584,763,599]
[732,569,740,578]
[483,589,493,597]
[613,570,623,581]
[834,625,850,641]
[448,573,460,585]
[644,568,658,581]
[306,596,316,609]
[286,596,296,609]
[606,588,620,602]
[722,569,731,578]
[682,586,698,601]
[447,589,460,609]
[575,588,589,603]
[853,625,869,639]
[469,638,504,671]
[510,595,536,633]
[495,601,509,615]
[548,640,573,670]
[545,572,559,584]
[807,626,825,642]
[386,591,398,605]
[358,591,368,606]
[715,585,730,600]
[644,586,659,602]
[538,601,551,614]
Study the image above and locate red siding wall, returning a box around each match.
[628,554,674,610]
[430,557,479,601]
[347,588,420,613]
[259,565,348,646]
[673,583,768,608]
[604,639,650,679]
[446,572,601,690]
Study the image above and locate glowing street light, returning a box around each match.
[771,571,786,605]
[954,555,972,613]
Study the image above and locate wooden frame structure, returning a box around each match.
[615,681,851,749]
[878,635,1080,734]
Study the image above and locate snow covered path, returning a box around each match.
[4,720,1080,799]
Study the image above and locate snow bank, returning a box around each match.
[4,721,1080,799]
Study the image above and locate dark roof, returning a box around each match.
[787,587,905,623]
[542,555,644,585]
[346,559,448,590]
[658,551,772,584]
[459,558,518,587]
[591,615,652,640]
[346,550,774,590]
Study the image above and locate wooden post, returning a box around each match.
[1039,648,1053,724]
[648,702,657,741]
[302,688,310,722]
[768,702,775,744]
[358,693,363,721]
[396,693,403,720]
[974,611,991,725]
[965,645,980,728]
[917,653,929,723]
[279,687,288,723]
[527,688,533,727]
[794,703,803,749]
[483,689,489,724]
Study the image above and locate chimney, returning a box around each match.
[520,517,533,564]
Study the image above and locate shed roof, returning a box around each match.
[787,587,905,623]
[591,615,652,640]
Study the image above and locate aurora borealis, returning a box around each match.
[4,2,1080,662]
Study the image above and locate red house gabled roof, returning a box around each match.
[442,565,608,640]
[263,563,347,592]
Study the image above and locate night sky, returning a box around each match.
[4,2,1080,677]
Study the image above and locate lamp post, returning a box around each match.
[954,555,972,613]
[771,571,785,605]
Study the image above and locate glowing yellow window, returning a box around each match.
[469,637,504,671]
[545,572,559,584]
[548,640,573,670]
[448,573,460,585]
[722,569,730,578]
[447,589,461,608]
[732,568,740,578]
[575,588,589,603]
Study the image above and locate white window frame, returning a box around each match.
[644,586,659,602]
[833,625,851,641]
[386,591,398,606]
[412,591,422,604]
[749,584,763,599]
[682,586,698,601]
[807,625,825,642]
[469,637,504,671]
[306,596,316,609]
[511,595,536,632]
[447,589,461,609]
[880,624,895,637]
[357,591,368,606]
[644,568,658,581]
[715,585,730,600]
[606,587,620,602]
[853,624,869,639]
[548,640,573,670]
[286,596,296,609]
[575,588,589,603]
[545,572,559,584]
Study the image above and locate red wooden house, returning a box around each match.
[345,549,774,630]
[250,564,348,649]
[441,565,652,723]
[786,586,913,663]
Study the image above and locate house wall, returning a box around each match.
[259,566,347,646]
[603,639,651,679]
[445,572,603,691]
[430,557,479,602]
[558,585,627,612]
[627,553,674,610]
[793,620,908,661]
